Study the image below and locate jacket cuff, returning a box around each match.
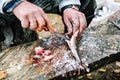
[3,0,24,13]
[59,0,81,12]
[0,0,12,13]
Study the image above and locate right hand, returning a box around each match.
[63,8,87,36]
[12,1,54,32]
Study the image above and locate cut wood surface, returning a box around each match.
[0,12,120,80]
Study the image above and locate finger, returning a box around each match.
[78,17,87,34]
[47,25,54,33]
[79,18,84,34]
[64,16,72,35]
[36,25,43,32]
[42,13,54,33]
[21,16,29,28]
[35,12,46,28]
[70,16,79,34]
[28,14,37,30]
[43,26,49,31]
[81,14,87,29]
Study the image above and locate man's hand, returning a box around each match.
[12,1,54,32]
[63,8,87,35]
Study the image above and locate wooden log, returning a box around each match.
[0,12,120,80]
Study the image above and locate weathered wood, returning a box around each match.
[0,11,120,80]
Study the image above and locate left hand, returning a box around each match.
[63,8,87,36]
[12,1,54,33]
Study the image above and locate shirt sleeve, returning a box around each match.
[0,0,12,13]
[59,0,81,12]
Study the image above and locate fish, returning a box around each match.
[65,30,81,64]
[53,30,81,63]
